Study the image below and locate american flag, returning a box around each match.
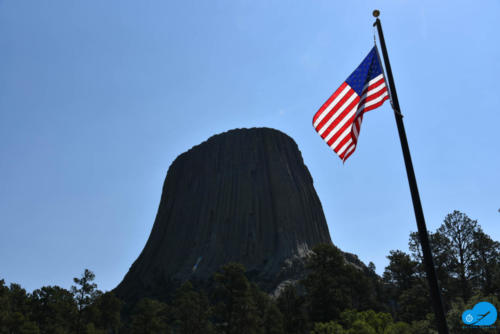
[313,46,390,162]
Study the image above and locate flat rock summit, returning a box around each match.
[115,127,332,302]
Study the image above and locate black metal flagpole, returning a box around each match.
[372,10,449,334]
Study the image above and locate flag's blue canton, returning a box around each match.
[345,47,384,96]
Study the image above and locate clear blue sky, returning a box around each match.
[1,0,499,293]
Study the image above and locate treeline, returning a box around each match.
[381,210,500,332]
[1,210,499,334]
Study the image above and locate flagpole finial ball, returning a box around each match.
[373,10,380,17]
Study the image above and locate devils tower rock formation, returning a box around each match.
[115,128,332,302]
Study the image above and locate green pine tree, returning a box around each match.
[302,244,355,322]
[71,269,102,334]
[213,262,261,334]
[31,285,78,333]
[276,283,308,334]
[130,298,169,334]
[92,292,122,333]
[171,281,214,334]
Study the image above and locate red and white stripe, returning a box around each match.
[313,74,389,162]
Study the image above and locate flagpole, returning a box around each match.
[372,10,449,334]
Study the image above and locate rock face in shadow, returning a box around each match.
[115,127,332,302]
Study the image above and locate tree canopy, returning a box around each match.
[0,210,498,333]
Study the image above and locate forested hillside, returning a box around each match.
[1,211,498,333]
